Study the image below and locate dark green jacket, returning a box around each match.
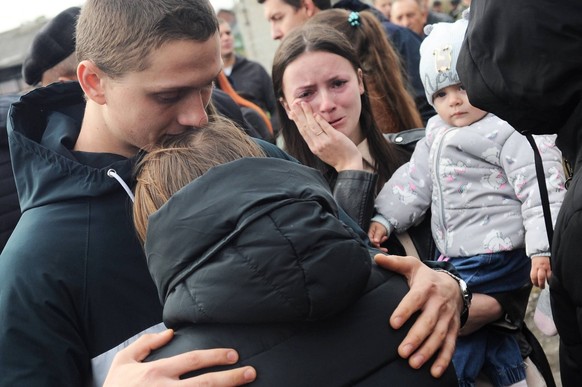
[0,81,293,387]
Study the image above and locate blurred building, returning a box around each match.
[0,18,47,95]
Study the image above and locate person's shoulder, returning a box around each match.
[426,113,447,129]
[381,21,422,44]
[235,55,269,73]
[475,112,513,131]
[0,230,81,288]
[253,139,299,162]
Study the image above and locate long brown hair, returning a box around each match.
[272,24,407,191]
[133,117,265,243]
[307,9,423,133]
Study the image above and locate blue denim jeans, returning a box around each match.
[454,328,526,387]
[446,249,531,294]
[445,249,530,386]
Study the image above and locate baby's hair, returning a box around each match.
[133,117,265,243]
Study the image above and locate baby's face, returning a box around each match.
[432,84,487,127]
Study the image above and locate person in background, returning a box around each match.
[214,70,275,142]
[258,0,436,124]
[218,18,279,135]
[372,0,392,19]
[22,6,80,87]
[390,0,452,39]
[0,0,465,385]
[431,0,443,13]
[0,6,82,254]
[308,9,423,134]
[370,18,565,386]
[390,0,427,38]
[448,0,466,20]
[422,0,454,25]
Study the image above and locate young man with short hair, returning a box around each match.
[0,0,463,385]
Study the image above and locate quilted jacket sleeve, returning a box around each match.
[375,135,433,235]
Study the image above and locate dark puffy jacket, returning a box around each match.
[145,158,457,386]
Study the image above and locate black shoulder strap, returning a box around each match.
[525,134,554,248]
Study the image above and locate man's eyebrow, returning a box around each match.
[149,70,221,93]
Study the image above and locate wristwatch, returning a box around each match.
[434,269,472,327]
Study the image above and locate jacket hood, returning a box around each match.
[146,158,372,325]
[7,82,135,212]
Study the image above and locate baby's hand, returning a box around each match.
[368,221,389,252]
[531,256,552,289]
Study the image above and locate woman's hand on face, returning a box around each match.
[291,102,363,172]
[103,329,256,387]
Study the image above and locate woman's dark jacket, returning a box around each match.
[145,158,456,386]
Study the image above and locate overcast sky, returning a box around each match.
[1,0,235,33]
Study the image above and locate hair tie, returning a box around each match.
[348,11,360,27]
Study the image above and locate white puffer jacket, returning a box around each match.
[375,113,566,258]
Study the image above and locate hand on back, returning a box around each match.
[103,329,256,387]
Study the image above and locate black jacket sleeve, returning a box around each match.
[333,170,378,231]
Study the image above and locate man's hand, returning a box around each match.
[104,329,256,386]
[374,254,462,378]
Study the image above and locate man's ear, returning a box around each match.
[77,60,107,105]
[303,0,318,17]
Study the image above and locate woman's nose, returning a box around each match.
[318,90,336,114]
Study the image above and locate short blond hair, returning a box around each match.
[133,117,265,243]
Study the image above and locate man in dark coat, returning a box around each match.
[458,1,582,385]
